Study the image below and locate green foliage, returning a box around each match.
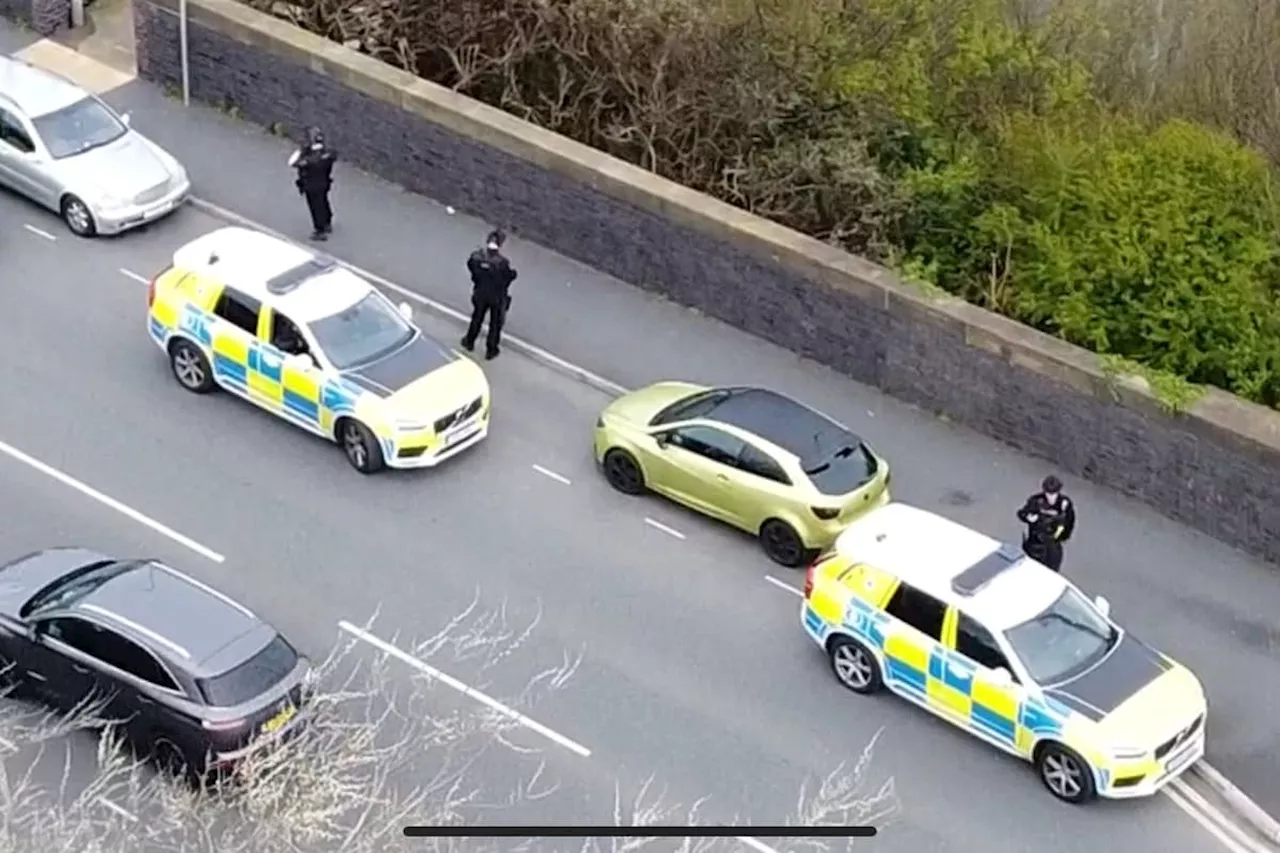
[1098,355,1204,414]
[263,0,1280,409]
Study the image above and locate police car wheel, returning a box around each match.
[759,519,806,567]
[340,420,385,474]
[602,449,645,495]
[1035,742,1096,804]
[60,194,97,237]
[169,340,215,393]
[827,636,883,694]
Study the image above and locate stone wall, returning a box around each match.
[130,0,1280,564]
[0,0,69,35]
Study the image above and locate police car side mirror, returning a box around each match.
[397,302,413,321]
[1094,595,1111,618]
[990,667,1014,688]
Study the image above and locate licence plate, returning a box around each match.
[262,704,296,735]
[444,420,478,447]
[1165,743,1196,776]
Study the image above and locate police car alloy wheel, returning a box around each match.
[1035,742,1096,804]
[60,195,97,237]
[340,420,385,474]
[169,341,215,394]
[827,636,883,694]
[603,449,645,495]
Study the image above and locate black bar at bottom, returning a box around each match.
[403,826,877,838]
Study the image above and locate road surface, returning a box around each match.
[0,18,1278,851]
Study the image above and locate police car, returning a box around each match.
[802,502,1207,804]
[147,227,491,474]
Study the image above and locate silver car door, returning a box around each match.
[0,107,40,198]
[14,112,61,208]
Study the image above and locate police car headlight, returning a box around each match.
[1110,746,1148,760]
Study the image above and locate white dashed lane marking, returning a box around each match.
[531,464,571,486]
[23,223,56,241]
[337,620,592,758]
[119,268,148,284]
[644,517,686,540]
[0,437,226,563]
[764,575,803,597]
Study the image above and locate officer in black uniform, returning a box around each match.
[461,229,518,360]
[1016,475,1076,572]
[288,127,337,241]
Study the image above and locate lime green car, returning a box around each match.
[593,382,891,566]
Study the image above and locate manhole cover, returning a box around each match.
[942,489,973,507]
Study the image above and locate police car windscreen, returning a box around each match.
[803,441,878,496]
[308,292,415,371]
[197,634,298,707]
[1003,587,1118,685]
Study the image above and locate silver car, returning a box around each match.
[0,56,189,237]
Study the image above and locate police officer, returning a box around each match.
[461,229,517,360]
[1016,475,1076,572]
[288,127,336,241]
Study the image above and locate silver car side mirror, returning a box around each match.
[120,112,131,126]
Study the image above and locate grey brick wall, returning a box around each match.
[0,0,70,34]
[133,0,1280,565]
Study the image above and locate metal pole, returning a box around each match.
[179,0,190,106]
[70,0,84,29]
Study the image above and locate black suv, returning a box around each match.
[0,547,309,775]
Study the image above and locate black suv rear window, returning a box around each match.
[805,443,878,495]
[197,634,298,707]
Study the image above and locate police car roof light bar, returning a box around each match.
[951,542,1024,597]
[265,256,339,295]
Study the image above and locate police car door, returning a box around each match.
[945,608,1029,756]
[878,581,951,717]
[206,285,263,403]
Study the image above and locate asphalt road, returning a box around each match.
[71,41,1280,814]
[0,176,1256,853]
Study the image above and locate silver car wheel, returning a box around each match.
[62,197,94,236]
[1042,752,1085,799]
[173,348,206,389]
[833,644,874,689]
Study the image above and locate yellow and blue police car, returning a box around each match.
[802,502,1207,804]
[147,227,491,474]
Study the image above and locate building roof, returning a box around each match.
[75,561,264,669]
[833,502,1067,631]
[173,227,377,324]
[0,56,89,117]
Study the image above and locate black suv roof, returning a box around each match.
[71,562,268,677]
[705,388,860,465]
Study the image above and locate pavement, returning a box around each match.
[0,10,1278,853]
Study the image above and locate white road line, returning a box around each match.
[1166,781,1265,853]
[531,464,571,486]
[22,223,55,241]
[0,438,226,564]
[0,735,15,751]
[118,268,148,284]
[96,797,138,823]
[764,575,803,597]
[735,837,782,853]
[189,197,630,396]
[336,620,592,758]
[644,517,686,540]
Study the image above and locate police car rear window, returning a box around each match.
[196,634,298,707]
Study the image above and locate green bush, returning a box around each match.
[257,0,1280,408]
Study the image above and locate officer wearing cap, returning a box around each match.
[1016,475,1076,572]
[288,127,337,241]
[461,229,518,360]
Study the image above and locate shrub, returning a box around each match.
[0,605,896,852]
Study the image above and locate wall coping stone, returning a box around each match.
[149,0,1280,464]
